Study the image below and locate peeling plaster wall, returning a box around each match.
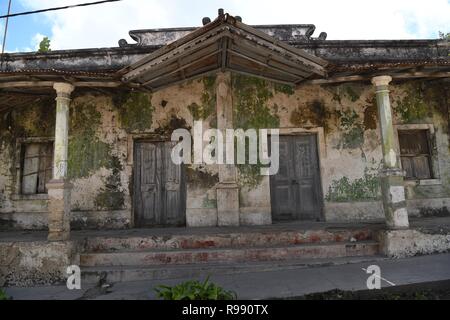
[0,79,220,229]
[266,81,384,221]
[263,78,449,222]
[0,77,449,229]
[0,240,79,286]
[378,229,450,258]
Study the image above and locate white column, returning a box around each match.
[53,83,74,179]
[47,82,74,241]
[216,72,240,226]
[372,76,409,229]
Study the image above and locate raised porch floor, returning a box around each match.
[1,217,449,287]
[1,216,449,243]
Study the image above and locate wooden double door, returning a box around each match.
[133,141,186,227]
[270,135,323,221]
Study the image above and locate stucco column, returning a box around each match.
[47,82,74,241]
[216,72,240,226]
[372,76,409,229]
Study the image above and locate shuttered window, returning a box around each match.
[398,130,432,180]
[21,142,54,194]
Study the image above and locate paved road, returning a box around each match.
[5,253,450,300]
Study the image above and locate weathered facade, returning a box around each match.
[0,12,449,237]
[1,11,450,287]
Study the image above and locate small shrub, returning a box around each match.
[0,288,10,300]
[155,277,236,300]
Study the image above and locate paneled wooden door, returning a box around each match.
[134,141,186,227]
[270,135,323,221]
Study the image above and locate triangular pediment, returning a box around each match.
[121,13,328,90]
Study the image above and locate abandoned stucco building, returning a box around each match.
[0,11,449,285]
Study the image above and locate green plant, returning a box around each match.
[155,277,236,300]
[326,170,381,202]
[0,288,10,300]
[38,37,51,53]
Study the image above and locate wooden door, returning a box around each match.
[270,135,322,221]
[134,141,186,227]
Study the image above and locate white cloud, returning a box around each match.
[18,0,450,50]
[31,33,45,51]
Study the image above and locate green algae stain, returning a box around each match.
[363,95,378,130]
[202,194,217,209]
[67,135,114,179]
[0,98,55,145]
[232,74,279,130]
[394,83,431,123]
[273,83,295,96]
[327,84,362,105]
[186,166,219,189]
[112,91,154,132]
[342,84,362,102]
[337,109,364,149]
[188,102,202,120]
[232,74,280,188]
[94,155,125,210]
[290,99,328,131]
[16,98,56,137]
[344,127,364,149]
[188,76,217,125]
[154,115,191,136]
[67,102,119,180]
[70,102,101,136]
[0,98,56,168]
[237,164,264,189]
[326,171,381,202]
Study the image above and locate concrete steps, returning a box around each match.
[79,226,381,283]
[82,228,374,252]
[80,241,379,267]
[81,255,386,284]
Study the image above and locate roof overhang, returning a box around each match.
[120,12,328,91]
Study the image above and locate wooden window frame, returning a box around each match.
[394,124,439,183]
[398,129,433,180]
[13,137,54,199]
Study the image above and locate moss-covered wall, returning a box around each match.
[265,78,450,220]
[391,81,450,203]
[0,76,449,229]
[0,97,56,226]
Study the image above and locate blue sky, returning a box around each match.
[1,0,449,52]
[0,1,52,52]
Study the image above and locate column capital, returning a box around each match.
[53,82,75,97]
[371,75,392,87]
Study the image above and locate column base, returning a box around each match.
[216,183,240,226]
[380,168,409,230]
[46,179,72,241]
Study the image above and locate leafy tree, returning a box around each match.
[438,31,449,40]
[38,37,51,53]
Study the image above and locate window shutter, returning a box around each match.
[398,130,432,180]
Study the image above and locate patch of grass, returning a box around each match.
[155,277,236,300]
